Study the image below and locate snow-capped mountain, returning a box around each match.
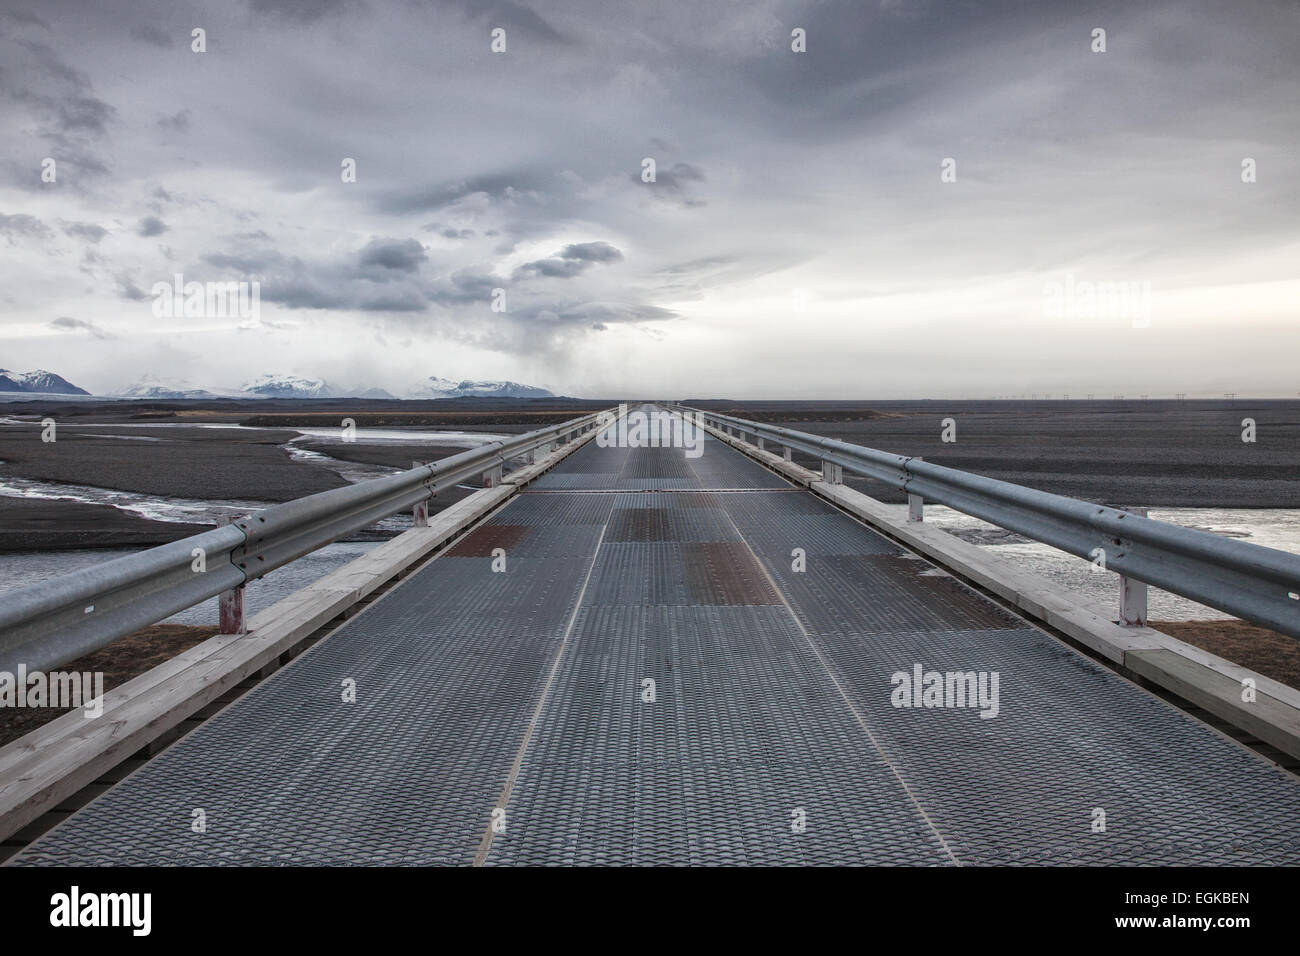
[409,375,554,400]
[239,375,399,399]
[241,374,336,399]
[114,374,222,400]
[0,368,90,395]
[4,367,554,400]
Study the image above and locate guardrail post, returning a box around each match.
[217,515,247,635]
[483,464,503,488]
[412,465,431,527]
[907,458,924,521]
[821,461,843,484]
[1118,507,1149,626]
[757,437,765,452]
[1119,575,1147,626]
[782,445,792,461]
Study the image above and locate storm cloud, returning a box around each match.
[0,0,1295,398]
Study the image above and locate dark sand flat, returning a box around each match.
[0,498,209,551]
[0,424,347,501]
[691,398,1300,507]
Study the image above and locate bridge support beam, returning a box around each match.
[821,461,843,484]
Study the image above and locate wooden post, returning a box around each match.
[217,514,247,635]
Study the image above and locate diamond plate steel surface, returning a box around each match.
[687,438,792,489]
[484,607,950,866]
[14,408,1300,866]
[528,472,623,490]
[792,626,1300,864]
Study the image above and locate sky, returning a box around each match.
[0,0,1297,399]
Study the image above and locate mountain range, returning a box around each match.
[1,369,555,400]
[0,368,90,395]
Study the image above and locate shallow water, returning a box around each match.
[291,426,509,445]
[0,541,380,627]
[894,505,1300,620]
[0,475,269,524]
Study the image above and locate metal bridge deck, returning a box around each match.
[14,409,1300,865]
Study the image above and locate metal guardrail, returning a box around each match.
[679,405,1300,639]
[0,410,610,673]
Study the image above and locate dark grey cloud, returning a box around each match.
[129,23,170,47]
[248,0,357,23]
[216,239,433,312]
[61,220,108,243]
[115,273,148,300]
[558,241,623,263]
[157,110,191,132]
[513,240,624,279]
[11,41,116,137]
[358,238,427,273]
[373,170,552,215]
[637,162,706,207]
[442,270,497,303]
[0,212,53,241]
[438,0,571,45]
[355,287,428,312]
[202,249,285,273]
[513,257,585,279]
[4,10,51,29]
[138,216,168,237]
[428,225,480,238]
[50,315,112,338]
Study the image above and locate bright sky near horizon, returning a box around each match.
[1,0,1297,398]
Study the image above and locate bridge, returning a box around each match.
[3,404,1300,865]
